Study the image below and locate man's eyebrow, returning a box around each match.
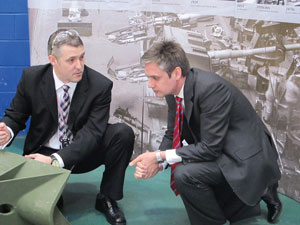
[66,51,85,60]
[66,56,75,61]
[147,73,160,77]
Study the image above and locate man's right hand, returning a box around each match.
[0,122,11,146]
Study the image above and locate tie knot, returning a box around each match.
[62,85,70,93]
[175,96,182,104]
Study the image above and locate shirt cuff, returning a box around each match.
[52,153,65,168]
[0,126,14,150]
[166,149,182,165]
[159,161,169,171]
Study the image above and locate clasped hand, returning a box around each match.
[25,153,52,164]
[129,150,161,179]
[0,122,11,146]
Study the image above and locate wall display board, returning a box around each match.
[28,0,300,202]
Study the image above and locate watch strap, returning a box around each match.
[155,151,163,163]
[50,155,60,167]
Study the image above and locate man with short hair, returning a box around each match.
[130,41,282,225]
[0,29,134,225]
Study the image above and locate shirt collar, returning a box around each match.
[176,83,185,99]
[52,69,77,91]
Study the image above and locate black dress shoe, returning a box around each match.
[95,194,126,225]
[262,182,282,223]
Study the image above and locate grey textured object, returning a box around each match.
[0,151,71,225]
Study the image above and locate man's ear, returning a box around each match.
[48,55,56,66]
[173,66,182,80]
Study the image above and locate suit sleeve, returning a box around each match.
[57,81,112,169]
[1,70,31,144]
[177,81,233,162]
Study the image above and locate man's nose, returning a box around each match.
[148,79,154,88]
[75,58,82,69]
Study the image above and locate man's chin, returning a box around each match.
[154,93,164,98]
[72,74,83,82]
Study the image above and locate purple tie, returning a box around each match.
[58,85,73,147]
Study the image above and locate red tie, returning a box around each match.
[170,96,183,196]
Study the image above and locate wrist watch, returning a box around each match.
[155,150,164,163]
[50,155,60,167]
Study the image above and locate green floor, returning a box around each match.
[5,137,300,225]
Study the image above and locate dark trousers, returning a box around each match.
[39,123,134,200]
[173,162,260,225]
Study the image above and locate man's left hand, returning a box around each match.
[25,153,51,164]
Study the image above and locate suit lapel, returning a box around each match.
[184,70,194,123]
[41,66,58,123]
[67,68,89,130]
[183,70,198,142]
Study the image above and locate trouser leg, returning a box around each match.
[99,123,134,200]
[173,162,228,225]
[72,123,134,200]
[219,187,261,223]
[173,161,260,225]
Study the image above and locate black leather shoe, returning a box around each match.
[95,194,126,225]
[262,183,282,223]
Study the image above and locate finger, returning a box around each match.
[24,154,37,159]
[136,164,148,175]
[0,122,5,129]
[135,165,148,178]
[137,161,146,169]
[129,160,137,166]
[129,155,141,166]
[134,171,143,179]
[135,165,145,174]
[136,166,146,174]
[0,131,8,137]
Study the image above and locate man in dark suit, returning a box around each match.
[0,29,134,225]
[130,41,282,225]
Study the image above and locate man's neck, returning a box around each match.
[175,76,186,96]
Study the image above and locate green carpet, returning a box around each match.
[5,137,300,225]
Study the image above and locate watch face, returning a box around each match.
[51,159,60,167]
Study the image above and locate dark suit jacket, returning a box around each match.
[2,63,112,169]
[159,68,281,206]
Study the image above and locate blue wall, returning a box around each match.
[0,0,30,135]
